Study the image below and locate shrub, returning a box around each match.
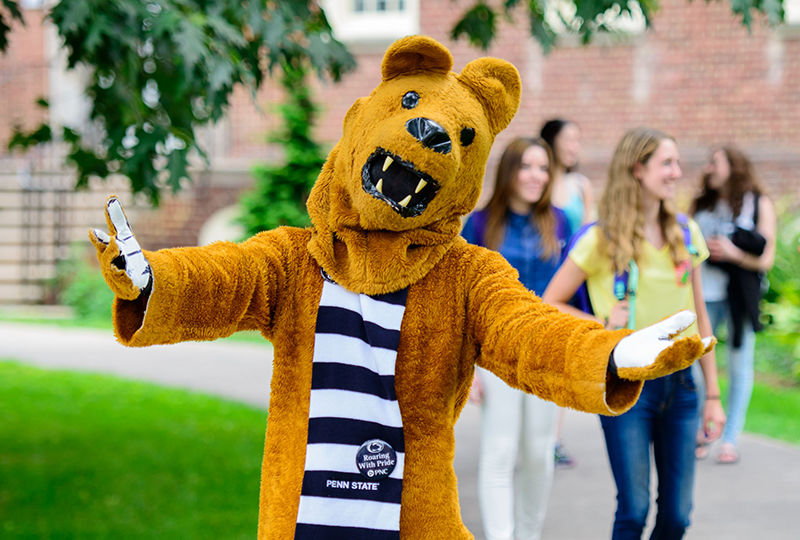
[760,205,800,382]
[54,245,114,323]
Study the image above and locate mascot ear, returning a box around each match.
[458,58,521,136]
[382,35,453,81]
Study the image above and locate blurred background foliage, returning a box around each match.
[452,0,786,52]
[4,0,354,205]
[52,245,114,324]
[1,0,788,207]
[761,205,800,381]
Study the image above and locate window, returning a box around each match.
[785,0,800,24]
[322,0,420,44]
[545,0,646,36]
[354,0,404,11]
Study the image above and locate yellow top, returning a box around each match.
[569,219,709,332]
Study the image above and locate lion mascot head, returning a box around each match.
[307,35,521,294]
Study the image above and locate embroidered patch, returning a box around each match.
[675,259,691,286]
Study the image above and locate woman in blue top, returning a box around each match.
[462,137,570,540]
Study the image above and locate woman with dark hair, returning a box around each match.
[462,137,571,540]
[540,118,594,232]
[543,127,725,539]
[691,145,776,465]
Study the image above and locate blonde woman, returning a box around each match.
[543,128,726,539]
[462,137,571,540]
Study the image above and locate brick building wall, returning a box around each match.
[0,10,48,149]
[217,0,799,211]
[1,2,798,303]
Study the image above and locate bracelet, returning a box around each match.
[705,395,720,400]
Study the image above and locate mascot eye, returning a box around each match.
[401,91,420,109]
[460,127,475,147]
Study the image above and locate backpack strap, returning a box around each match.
[554,207,567,243]
[623,260,639,329]
[610,260,638,329]
[613,271,629,301]
[552,206,571,257]
[676,213,698,256]
[752,192,760,226]
[564,221,596,260]
[563,221,597,314]
[471,209,488,248]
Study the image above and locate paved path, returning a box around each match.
[2,322,272,408]
[3,322,799,538]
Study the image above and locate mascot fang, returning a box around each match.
[91,36,714,539]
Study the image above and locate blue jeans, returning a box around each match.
[693,300,755,446]
[600,369,698,540]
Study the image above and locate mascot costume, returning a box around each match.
[91,36,714,539]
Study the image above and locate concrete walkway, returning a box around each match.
[3,321,798,539]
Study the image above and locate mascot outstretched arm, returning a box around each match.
[92,36,714,540]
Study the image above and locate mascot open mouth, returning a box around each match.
[362,148,440,218]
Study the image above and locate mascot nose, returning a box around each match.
[406,118,451,154]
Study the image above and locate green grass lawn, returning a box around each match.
[717,373,800,446]
[713,341,800,445]
[0,361,266,538]
[1,340,798,538]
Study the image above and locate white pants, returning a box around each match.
[477,367,557,540]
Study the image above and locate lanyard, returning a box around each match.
[626,261,639,330]
[613,260,639,330]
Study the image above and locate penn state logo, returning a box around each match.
[356,439,397,481]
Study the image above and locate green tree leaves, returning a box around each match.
[6,0,354,205]
[451,0,786,53]
[1,0,788,206]
[0,0,24,51]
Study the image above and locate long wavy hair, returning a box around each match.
[483,137,561,259]
[691,144,766,218]
[597,127,689,274]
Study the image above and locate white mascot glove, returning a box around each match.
[611,310,716,381]
[89,196,152,300]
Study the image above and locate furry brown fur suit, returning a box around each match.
[92,36,711,539]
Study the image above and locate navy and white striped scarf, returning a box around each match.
[295,278,407,539]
